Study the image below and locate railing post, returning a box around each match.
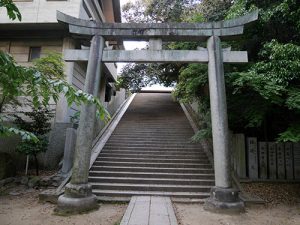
[56,35,105,214]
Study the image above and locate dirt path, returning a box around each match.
[0,189,127,225]
[174,203,300,225]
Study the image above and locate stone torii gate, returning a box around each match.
[55,11,258,214]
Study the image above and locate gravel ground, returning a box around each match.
[241,183,300,205]
[174,203,300,225]
[175,183,300,225]
[0,187,127,225]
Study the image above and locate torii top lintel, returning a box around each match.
[57,10,258,42]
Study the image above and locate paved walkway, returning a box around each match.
[120,196,178,225]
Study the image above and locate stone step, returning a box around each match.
[104,143,201,148]
[89,171,215,179]
[100,149,204,155]
[98,152,207,159]
[112,132,195,136]
[92,161,212,169]
[113,129,193,133]
[88,176,215,185]
[109,134,193,138]
[93,190,210,199]
[91,182,211,192]
[108,136,195,142]
[104,144,201,149]
[101,147,204,155]
[96,157,208,163]
[90,165,213,174]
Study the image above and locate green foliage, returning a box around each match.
[0,124,38,142]
[0,0,21,21]
[232,40,300,108]
[14,108,52,156]
[34,52,65,80]
[173,64,208,102]
[226,0,257,19]
[277,124,300,143]
[195,0,232,21]
[190,99,212,142]
[119,63,152,92]
[13,107,53,175]
[0,51,110,141]
[121,0,300,142]
[119,63,178,92]
[122,0,195,23]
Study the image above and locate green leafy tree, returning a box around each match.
[0,51,110,141]
[122,0,196,23]
[13,108,53,175]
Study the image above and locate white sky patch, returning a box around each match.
[117,0,172,91]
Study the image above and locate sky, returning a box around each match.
[117,0,173,91]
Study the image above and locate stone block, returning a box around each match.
[61,128,77,174]
[276,143,285,179]
[268,142,277,179]
[204,187,245,213]
[232,134,246,178]
[247,137,258,179]
[45,122,73,169]
[293,143,300,179]
[258,142,268,179]
[284,142,294,179]
[28,176,40,188]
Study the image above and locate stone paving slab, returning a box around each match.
[120,196,178,225]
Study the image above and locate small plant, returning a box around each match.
[13,107,53,175]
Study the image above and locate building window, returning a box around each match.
[28,47,41,61]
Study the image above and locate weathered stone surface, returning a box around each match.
[276,143,285,179]
[61,128,77,175]
[284,142,294,179]
[55,194,99,215]
[57,10,258,41]
[20,176,29,185]
[247,137,258,179]
[207,36,230,188]
[0,153,16,180]
[204,187,245,213]
[56,35,105,214]
[39,189,64,204]
[120,196,178,225]
[46,122,73,169]
[64,49,248,63]
[293,143,300,179]
[28,176,40,188]
[258,142,268,179]
[0,177,15,187]
[232,134,246,178]
[268,142,277,179]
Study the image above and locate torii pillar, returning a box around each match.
[56,35,105,214]
[204,36,244,212]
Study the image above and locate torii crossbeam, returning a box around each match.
[55,10,258,214]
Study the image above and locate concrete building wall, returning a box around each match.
[0,0,126,169]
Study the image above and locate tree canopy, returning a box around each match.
[119,0,300,142]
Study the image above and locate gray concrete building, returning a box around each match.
[0,0,126,168]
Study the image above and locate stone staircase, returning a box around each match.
[89,92,214,202]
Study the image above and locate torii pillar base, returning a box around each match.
[55,183,98,215]
[204,187,244,213]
